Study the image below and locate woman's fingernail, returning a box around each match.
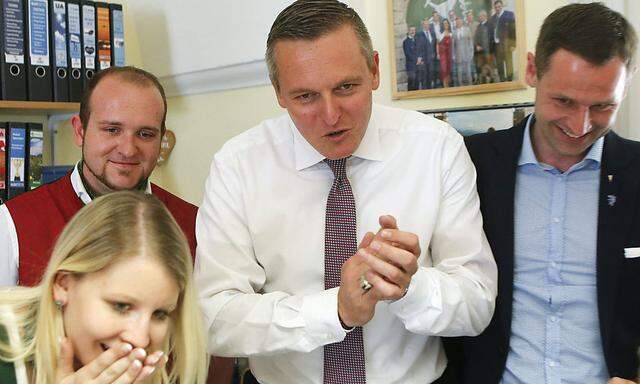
[140,366,156,378]
[149,351,164,364]
[134,348,147,359]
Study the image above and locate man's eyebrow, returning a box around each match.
[550,93,617,106]
[97,120,123,126]
[287,87,315,97]
[337,76,363,85]
[96,121,160,131]
[287,76,364,96]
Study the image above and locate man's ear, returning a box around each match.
[371,51,381,91]
[52,272,74,305]
[525,52,538,87]
[275,84,287,109]
[623,64,638,99]
[71,115,85,148]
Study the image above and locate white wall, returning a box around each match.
[55,0,636,205]
[155,1,562,205]
[120,1,366,97]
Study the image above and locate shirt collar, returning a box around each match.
[71,162,152,204]
[518,114,604,169]
[292,105,383,171]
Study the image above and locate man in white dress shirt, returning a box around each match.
[195,1,497,383]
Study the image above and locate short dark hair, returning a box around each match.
[265,0,373,90]
[535,2,637,77]
[79,66,168,133]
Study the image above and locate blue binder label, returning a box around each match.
[9,127,25,190]
[3,0,25,64]
[28,0,49,66]
[82,4,95,69]
[112,9,124,67]
[68,2,81,69]
[52,0,67,67]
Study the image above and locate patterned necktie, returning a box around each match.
[323,158,366,384]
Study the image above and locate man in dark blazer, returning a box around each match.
[443,3,639,384]
[403,26,418,91]
[415,17,437,89]
[488,0,515,81]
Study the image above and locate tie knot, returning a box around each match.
[324,158,348,179]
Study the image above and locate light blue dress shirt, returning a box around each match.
[501,116,608,384]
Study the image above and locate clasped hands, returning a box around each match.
[337,215,420,328]
[56,338,167,384]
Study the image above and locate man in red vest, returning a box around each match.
[0,66,233,384]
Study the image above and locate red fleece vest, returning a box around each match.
[5,173,197,286]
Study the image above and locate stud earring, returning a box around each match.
[54,300,64,310]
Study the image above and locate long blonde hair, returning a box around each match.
[0,191,208,383]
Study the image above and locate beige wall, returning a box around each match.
[153,1,569,205]
[54,0,598,205]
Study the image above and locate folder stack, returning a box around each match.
[0,121,44,201]
[0,0,123,102]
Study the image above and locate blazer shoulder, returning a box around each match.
[464,129,507,154]
[604,132,640,168]
[618,136,640,154]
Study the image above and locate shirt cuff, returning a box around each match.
[300,287,347,345]
[388,268,442,328]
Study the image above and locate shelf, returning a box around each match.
[0,100,80,115]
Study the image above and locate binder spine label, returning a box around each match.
[97,5,109,69]
[28,129,43,190]
[3,0,25,64]
[28,0,50,66]
[68,3,81,69]
[112,9,123,66]
[0,128,5,192]
[82,4,95,70]
[9,127,25,190]
[52,0,67,67]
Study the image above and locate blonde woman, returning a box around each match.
[0,191,208,383]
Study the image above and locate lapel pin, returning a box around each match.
[607,195,617,207]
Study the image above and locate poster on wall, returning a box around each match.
[388,0,527,99]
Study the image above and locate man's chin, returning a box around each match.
[103,176,147,192]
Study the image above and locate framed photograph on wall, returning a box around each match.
[388,0,527,99]
[422,102,534,136]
